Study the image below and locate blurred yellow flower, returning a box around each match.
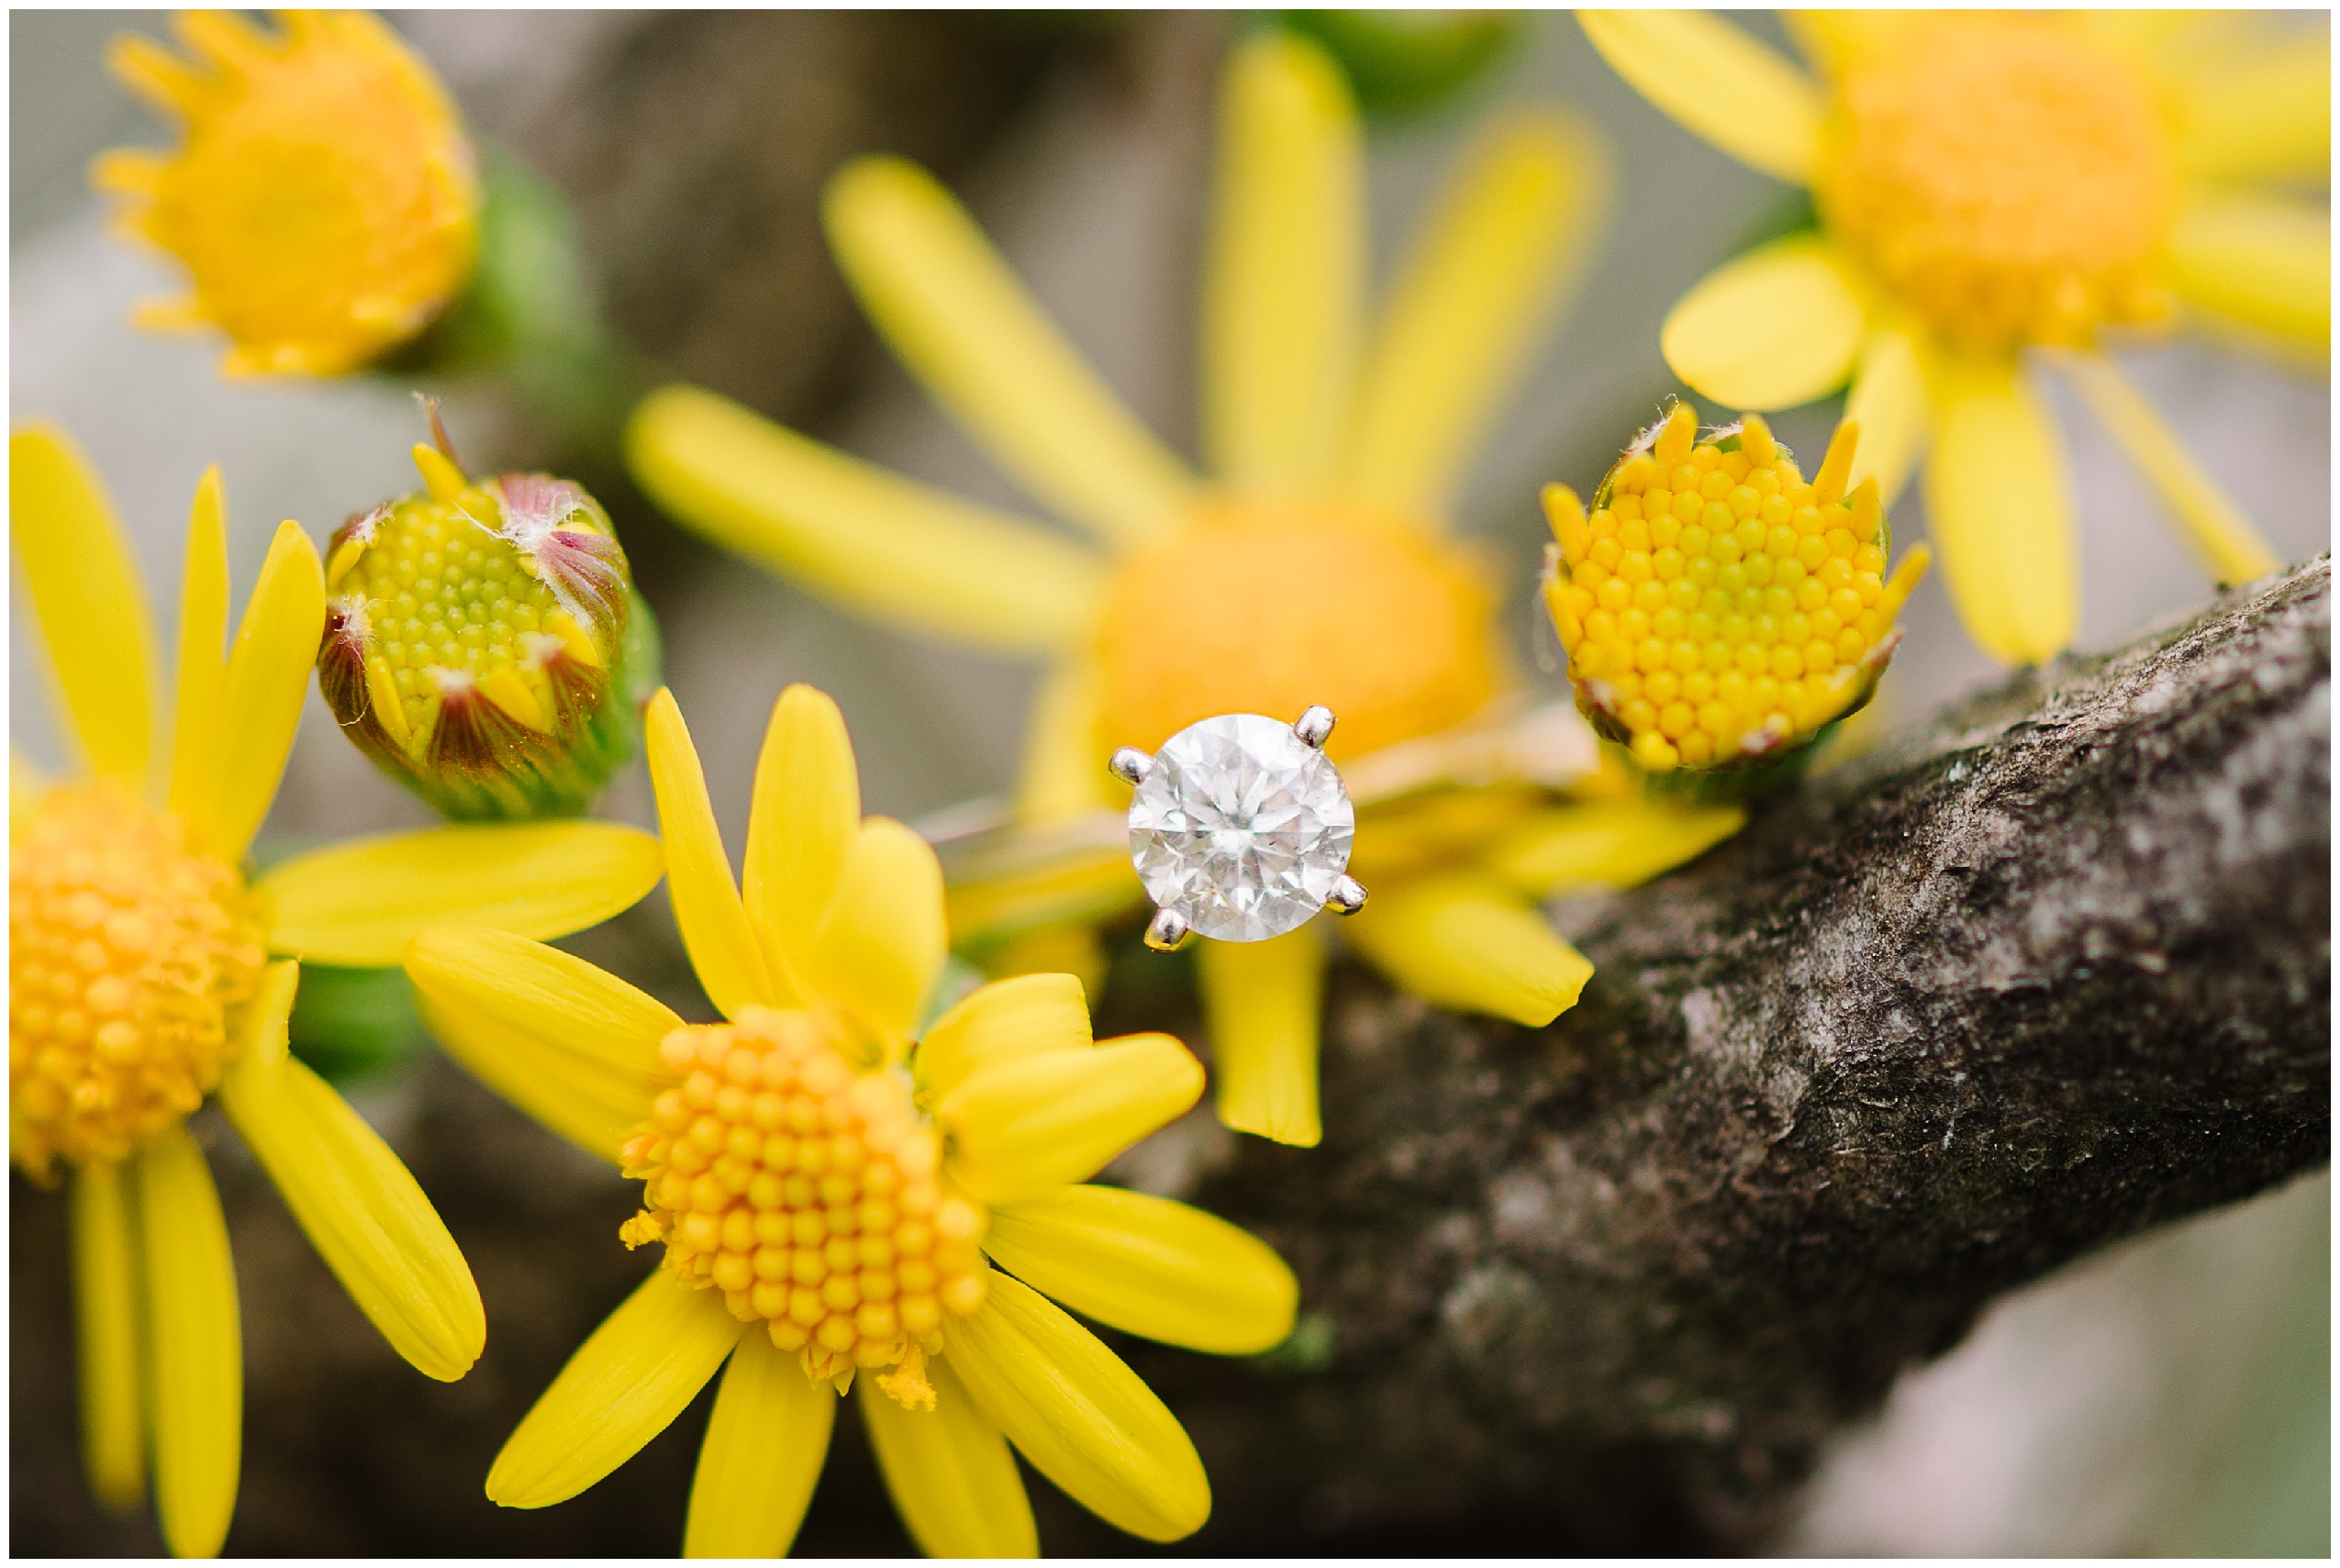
[1579,9,2326,663]
[627,30,1736,1147]
[1543,403,1928,773]
[405,683,1298,1553]
[95,9,478,376]
[9,426,663,1554]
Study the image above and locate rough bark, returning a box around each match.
[1088,557,2329,1554]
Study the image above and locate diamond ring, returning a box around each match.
[1110,705,1369,952]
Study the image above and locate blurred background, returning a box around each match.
[10,9,2328,1554]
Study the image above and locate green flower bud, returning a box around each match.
[318,434,655,819]
[1273,11,1521,117]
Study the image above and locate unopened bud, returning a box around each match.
[318,430,655,818]
[1542,403,1930,782]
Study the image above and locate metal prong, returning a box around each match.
[1326,875,1368,916]
[1109,747,1153,785]
[1144,906,1193,951]
[1295,705,1335,750]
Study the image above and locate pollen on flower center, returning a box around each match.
[328,491,577,745]
[618,1009,988,1404]
[1092,504,1499,762]
[9,784,268,1180]
[1814,19,2177,352]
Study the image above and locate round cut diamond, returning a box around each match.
[1127,713,1355,942]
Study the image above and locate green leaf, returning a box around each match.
[286,964,430,1086]
[1270,11,1521,118]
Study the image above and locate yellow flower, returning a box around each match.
[1543,404,1929,774]
[94,10,479,376]
[9,425,664,1555]
[624,31,1739,1146]
[404,683,1298,1554]
[1578,9,2325,664]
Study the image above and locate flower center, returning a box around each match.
[118,16,477,373]
[619,1009,988,1404]
[1547,407,1919,773]
[9,784,267,1180]
[1091,503,1499,762]
[1814,18,2177,352]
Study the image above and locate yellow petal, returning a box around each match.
[943,846,1143,951]
[1196,929,1323,1148]
[2179,41,2330,183]
[106,32,219,122]
[1660,236,1867,410]
[172,8,279,72]
[2167,189,2331,351]
[917,972,1093,1107]
[1812,417,1859,507]
[742,684,859,1002]
[2055,352,2282,586]
[91,145,168,195]
[1843,320,1931,507]
[1923,354,2078,665]
[860,1354,1037,1558]
[626,385,1104,657]
[1345,108,1611,518]
[982,926,1110,1001]
[1780,8,1908,74]
[986,1184,1298,1355]
[940,1033,1203,1206]
[192,519,324,861]
[805,818,947,1066]
[135,1125,240,1559]
[646,688,778,1018]
[2074,8,2202,59]
[405,927,678,1163]
[218,962,485,1384]
[1486,800,1746,899]
[129,295,208,334]
[682,1332,835,1558]
[9,424,156,788]
[411,441,468,504]
[70,1161,143,1507]
[942,1273,1209,1543]
[165,468,229,828]
[261,821,665,968]
[488,1270,746,1510]
[1010,658,1108,825]
[1202,30,1365,495]
[1577,10,1822,183]
[1343,872,1593,1027]
[823,156,1199,544]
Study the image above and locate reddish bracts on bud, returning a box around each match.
[318,431,659,819]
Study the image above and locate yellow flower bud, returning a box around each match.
[1543,403,1929,778]
[318,427,655,819]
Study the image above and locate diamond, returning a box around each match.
[1127,713,1355,942]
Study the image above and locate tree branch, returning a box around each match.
[1113,560,2331,1554]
